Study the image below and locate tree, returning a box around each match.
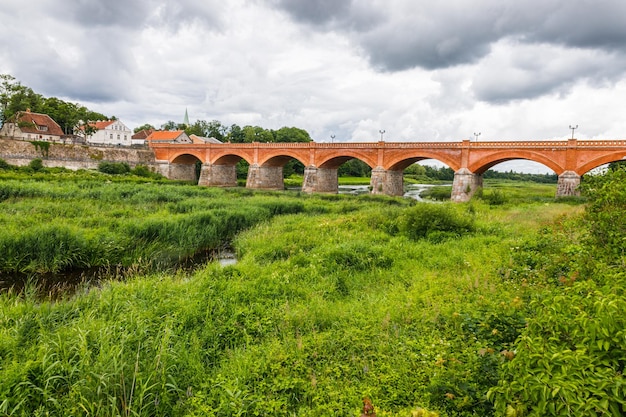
[226,124,245,143]
[274,126,311,143]
[0,74,20,125]
[161,120,180,131]
[4,84,42,122]
[75,121,98,142]
[134,123,156,133]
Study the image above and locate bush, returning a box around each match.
[398,203,475,242]
[98,161,131,175]
[421,186,451,201]
[28,158,44,172]
[483,189,508,206]
[0,158,11,170]
[490,169,626,416]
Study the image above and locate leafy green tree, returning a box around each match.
[75,121,98,142]
[134,123,155,133]
[274,126,311,143]
[0,74,20,125]
[4,84,42,121]
[226,124,245,143]
[161,120,181,131]
[242,125,273,143]
[338,159,372,177]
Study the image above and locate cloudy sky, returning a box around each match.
[2,0,626,172]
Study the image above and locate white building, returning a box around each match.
[84,120,133,146]
[0,109,64,142]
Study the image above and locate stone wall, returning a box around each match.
[0,137,158,171]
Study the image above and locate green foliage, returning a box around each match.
[420,186,451,201]
[98,161,131,175]
[0,158,12,170]
[28,158,44,172]
[131,164,162,179]
[479,189,508,206]
[338,159,372,177]
[490,168,626,415]
[580,168,626,263]
[397,203,475,242]
[30,140,50,157]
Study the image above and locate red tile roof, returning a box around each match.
[146,130,186,142]
[10,110,64,136]
[131,129,154,140]
[90,120,115,130]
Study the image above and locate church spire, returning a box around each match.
[183,108,190,126]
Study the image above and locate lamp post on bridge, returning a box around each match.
[379,129,385,141]
[569,124,578,139]
[473,132,481,142]
[330,134,335,143]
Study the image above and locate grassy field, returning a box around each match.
[2,167,623,416]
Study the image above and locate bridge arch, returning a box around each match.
[576,151,626,175]
[386,153,461,172]
[259,152,307,167]
[170,152,204,164]
[317,152,377,169]
[469,151,564,175]
[211,152,252,166]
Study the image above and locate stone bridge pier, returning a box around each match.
[302,166,339,193]
[198,163,237,187]
[158,162,197,182]
[370,167,404,196]
[451,168,483,202]
[246,164,284,190]
[556,171,581,197]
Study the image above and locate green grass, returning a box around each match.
[0,170,596,416]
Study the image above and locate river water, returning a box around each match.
[1,184,444,297]
[338,183,441,201]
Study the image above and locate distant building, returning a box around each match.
[189,134,222,144]
[146,130,192,144]
[0,109,64,142]
[81,119,133,146]
[131,129,154,146]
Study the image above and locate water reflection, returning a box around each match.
[338,184,443,201]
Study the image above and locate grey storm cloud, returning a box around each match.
[271,0,626,102]
[52,0,225,29]
[272,0,626,71]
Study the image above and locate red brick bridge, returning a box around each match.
[150,139,626,201]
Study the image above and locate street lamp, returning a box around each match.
[379,129,385,141]
[473,132,481,142]
[330,134,335,143]
[569,124,578,139]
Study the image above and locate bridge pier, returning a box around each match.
[246,164,284,190]
[302,166,338,193]
[451,168,483,202]
[162,162,197,182]
[556,170,581,197]
[198,163,237,187]
[370,167,404,196]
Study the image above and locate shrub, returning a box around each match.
[482,190,508,206]
[421,186,451,201]
[98,161,131,175]
[28,158,44,172]
[397,204,475,242]
[0,158,11,170]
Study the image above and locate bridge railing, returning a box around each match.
[149,139,626,150]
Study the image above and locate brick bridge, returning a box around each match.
[150,139,626,201]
